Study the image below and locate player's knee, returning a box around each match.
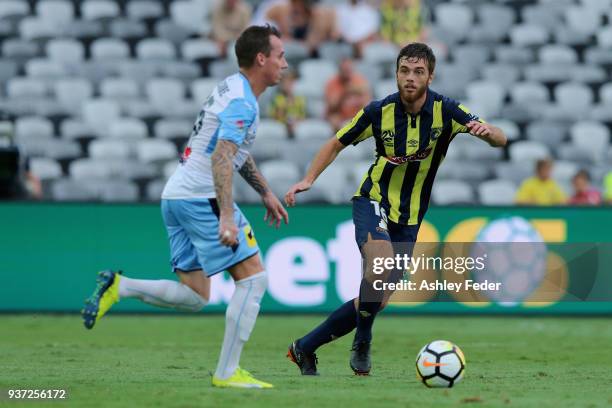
[178,294,208,312]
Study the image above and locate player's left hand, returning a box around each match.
[466,121,492,137]
[262,191,289,228]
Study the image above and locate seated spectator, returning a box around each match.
[379,0,426,45]
[515,159,567,205]
[568,170,601,205]
[335,0,380,57]
[268,70,306,138]
[264,0,338,56]
[604,172,612,204]
[325,57,371,131]
[211,0,252,57]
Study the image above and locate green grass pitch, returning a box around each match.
[1,315,611,408]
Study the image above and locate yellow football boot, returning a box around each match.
[212,368,274,389]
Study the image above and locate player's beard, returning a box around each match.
[398,81,427,104]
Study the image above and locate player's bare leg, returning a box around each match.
[212,254,272,389]
[82,269,209,329]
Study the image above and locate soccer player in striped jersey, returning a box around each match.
[82,25,289,389]
[285,43,507,376]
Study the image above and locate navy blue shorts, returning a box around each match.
[352,196,420,258]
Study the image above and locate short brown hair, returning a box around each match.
[235,25,281,69]
[396,42,436,74]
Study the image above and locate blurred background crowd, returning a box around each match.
[0,0,610,206]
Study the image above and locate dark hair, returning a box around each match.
[574,169,591,182]
[396,43,436,74]
[536,158,553,172]
[235,25,281,68]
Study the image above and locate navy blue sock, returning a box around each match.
[298,300,357,354]
[354,278,382,343]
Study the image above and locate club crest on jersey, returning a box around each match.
[430,127,443,140]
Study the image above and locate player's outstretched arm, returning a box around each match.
[212,140,239,246]
[466,121,507,147]
[284,137,346,206]
[239,154,289,228]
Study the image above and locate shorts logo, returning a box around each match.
[243,225,257,248]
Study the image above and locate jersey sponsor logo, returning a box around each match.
[218,80,229,96]
[385,147,433,164]
[236,119,244,130]
[180,146,192,163]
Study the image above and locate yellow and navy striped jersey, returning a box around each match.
[336,88,483,226]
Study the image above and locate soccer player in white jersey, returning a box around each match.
[82,25,289,389]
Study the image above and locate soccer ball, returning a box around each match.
[416,340,465,388]
[470,216,547,303]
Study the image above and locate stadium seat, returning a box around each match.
[510,82,549,105]
[374,80,397,100]
[510,24,549,47]
[0,60,19,88]
[451,45,490,68]
[60,119,94,140]
[493,46,535,65]
[146,179,167,201]
[551,160,580,183]
[294,119,333,142]
[525,121,566,148]
[54,79,94,115]
[570,121,610,162]
[525,64,572,84]
[170,0,210,34]
[90,38,130,60]
[579,0,612,11]
[51,179,98,201]
[522,5,562,31]
[554,82,593,110]
[539,45,578,64]
[181,39,220,60]
[146,78,186,113]
[281,41,309,62]
[108,118,148,140]
[81,0,120,20]
[155,19,192,44]
[256,119,288,141]
[111,160,159,180]
[1,39,40,61]
[15,116,54,140]
[162,161,178,179]
[477,179,517,205]
[362,41,399,65]
[7,78,47,99]
[259,160,301,198]
[19,17,60,40]
[432,180,474,205]
[509,141,550,163]
[89,139,131,159]
[46,39,84,63]
[100,78,140,100]
[473,4,515,42]
[110,18,148,41]
[126,0,164,20]
[481,65,520,91]
[154,119,191,140]
[159,61,200,82]
[465,81,505,118]
[437,161,491,183]
[70,158,114,180]
[318,41,353,64]
[135,139,177,163]
[564,6,602,36]
[435,3,473,40]
[136,39,176,60]
[99,181,140,202]
[0,0,29,19]
[24,58,65,79]
[310,164,352,204]
[493,162,533,186]
[36,0,75,25]
[299,59,337,84]
[489,119,520,142]
[568,64,606,84]
[191,78,218,104]
[354,61,383,88]
[209,59,236,80]
[82,99,121,137]
[61,19,104,39]
[30,157,63,181]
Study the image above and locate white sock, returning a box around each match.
[118,276,207,312]
[214,271,267,380]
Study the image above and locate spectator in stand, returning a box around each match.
[568,169,601,205]
[515,159,567,206]
[211,0,252,57]
[378,0,426,45]
[264,0,338,56]
[325,57,371,131]
[603,172,612,205]
[268,70,306,138]
[335,0,380,57]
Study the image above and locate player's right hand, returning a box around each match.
[218,216,239,247]
[284,180,313,207]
